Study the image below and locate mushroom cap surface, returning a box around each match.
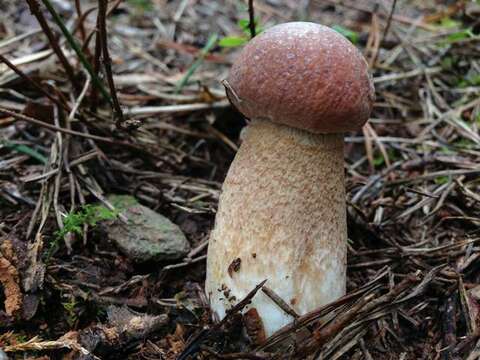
[226,22,375,133]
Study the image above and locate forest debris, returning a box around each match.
[158,324,187,359]
[243,308,266,345]
[2,334,89,354]
[1,234,45,321]
[69,306,168,358]
[442,294,458,359]
[106,305,168,339]
[0,239,22,316]
[178,280,267,360]
[4,307,168,358]
[23,234,45,293]
[261,286,299,319]
[467,285,480,332]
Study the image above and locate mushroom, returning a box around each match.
[205,22,375,337]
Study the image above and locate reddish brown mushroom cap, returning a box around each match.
[226,22,375,133]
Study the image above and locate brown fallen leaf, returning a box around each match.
[0,240,22,316]
[243,308,266,346]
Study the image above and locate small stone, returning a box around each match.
[105,195,190,263]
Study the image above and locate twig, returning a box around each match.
[442,294,458,359]
[295,294,375,357]
[52,106,67,251]
[261,286,299,319]
[0,106,121,146]
[0,28,42,49]
[40,0,113,106]
[313,294,374,345]
[21,150,98,183]
[177,280,267,360]
[97,0,125,128]
[78,3,124,112]
[219,280,267,327]
[24,0,78,91]
[126,100,229,116]
[68,71,91,121]
[374,66,442,83]
[366,6,381,67]
[381,0,397,45]
[201,347,271,359]
[259,269,390,351]
[248,0,256,38]
[0,53,69,111]
[3,336,93,356]
[90,5,102,112]
[74,0,87,42]
[319,0,436,31]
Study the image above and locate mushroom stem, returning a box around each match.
[206,119,347,337]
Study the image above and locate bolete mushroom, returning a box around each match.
[206,22,375,337]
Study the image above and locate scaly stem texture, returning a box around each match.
[206,120,347,336]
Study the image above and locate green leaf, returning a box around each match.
[237,18,264,37]
[439,17,462,28]
[435,176,449,185]
[441,57,454,69]
[127,0,153,11]
[458,73,480,88]
[238,19,251,31]
[445,29,474,43]
[255,24,265,35]
[454,138,475,149]
[331,25,359,44]
[46,204,119,262]
[219,36,248,47]
[469,74,480,85]
[2,141,48,164]
[373,154,385,167]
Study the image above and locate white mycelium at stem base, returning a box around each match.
[206,120,347,336]
[205,21,375,338]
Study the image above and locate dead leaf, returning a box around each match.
[0,240,22,316]
[23,233,45,293]
[243,308,266,345]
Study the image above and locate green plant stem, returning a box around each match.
[1,141,48,164]
[176,33,218,93]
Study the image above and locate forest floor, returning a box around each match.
[0,0,480,359]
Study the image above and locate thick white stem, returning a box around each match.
[205,120,347,337]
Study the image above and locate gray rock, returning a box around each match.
[105,195,190,262]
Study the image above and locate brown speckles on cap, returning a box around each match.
[226,22,375,133]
